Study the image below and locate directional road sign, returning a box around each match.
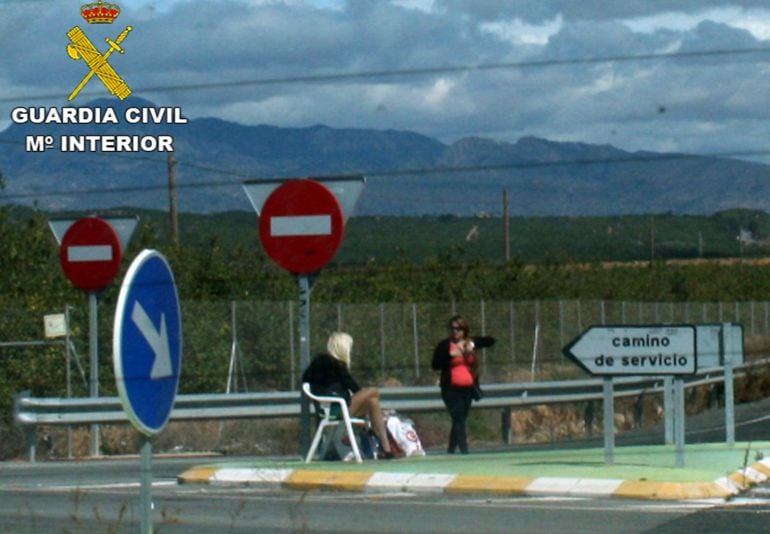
[113,249,182,436]
[59,216,122,292]
[695,323,744,369]
[258,179,345,274]
[563,325,697,376]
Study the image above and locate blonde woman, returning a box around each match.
[302,332,394,459]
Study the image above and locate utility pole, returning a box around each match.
[503,188,510,262]
[167,151,179,246]
[698,231,704,258]
[649,216,655,266]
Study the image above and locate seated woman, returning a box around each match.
[301,332,394,459]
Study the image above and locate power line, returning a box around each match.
[1,45,769,104]
[2,145,770,202]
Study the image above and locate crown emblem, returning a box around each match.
[80,1,120,24]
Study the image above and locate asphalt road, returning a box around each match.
[2,454,770,533]
[0,475,736,533]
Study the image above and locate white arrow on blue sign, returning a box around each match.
[113,249,182,436]
[563,325,696,376]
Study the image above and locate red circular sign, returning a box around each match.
[259,179,345,274]
[59,217,123,292]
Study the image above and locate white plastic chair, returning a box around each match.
[302,382,368,463]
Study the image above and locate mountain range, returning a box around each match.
[2,96,769,217]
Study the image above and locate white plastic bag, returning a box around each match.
[385,413,426,457]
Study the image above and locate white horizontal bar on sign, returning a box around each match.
[67,245,113,262]
[270,215,332,236]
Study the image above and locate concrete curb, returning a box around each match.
[178,457,770,500]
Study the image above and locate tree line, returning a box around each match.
[4,203,770,310]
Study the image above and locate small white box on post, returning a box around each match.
[44,314,67,339]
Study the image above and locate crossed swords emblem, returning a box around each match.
[66,26,132,101]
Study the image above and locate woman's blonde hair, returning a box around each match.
[327,331,353,366]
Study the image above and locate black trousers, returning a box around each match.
[441,386,474,454]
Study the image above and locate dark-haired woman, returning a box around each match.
[431,315,494,454]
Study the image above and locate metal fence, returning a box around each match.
[2,299,770,399]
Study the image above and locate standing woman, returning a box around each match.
[431,315,495,454]
[302,332,394,459]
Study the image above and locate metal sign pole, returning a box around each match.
[724,362,735,446]
[663,376,674,444]
[140,435,153,534]
[298,274,313,455]
[226,301,237,394]
[88,292,100,456]
[722,323,735,446]
[603,376,614,465]
[674,377,685,467]
[65,305,73,459]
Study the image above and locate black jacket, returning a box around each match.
[431,336,496,389]
[301,353,360,404]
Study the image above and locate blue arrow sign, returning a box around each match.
[113,249,182,436]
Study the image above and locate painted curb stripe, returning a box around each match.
[739,466,767,483]
[726,473,751,490]
[613,480,733,500]
[714,476,743,494]
[527,477,624,496]
[753,458,770,476]
[727,468,766,488]
[284,470,373,492]
[177,467,218,484]
[177,456,770,500]
[366,472,456,492]
[212,468,293,484]
[447,475,533,495]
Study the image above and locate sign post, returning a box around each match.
[602,376,614,464]
[694,323,743,445]
[297,274,314,452]
[113,249,182,534]
[722,323,736,446]
[244,176,364,455]
[563,325,696,466]
[674,377,685,467]
[51,216,137,456]
[663,376,674,444]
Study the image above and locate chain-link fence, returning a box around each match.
[2,299,769,400]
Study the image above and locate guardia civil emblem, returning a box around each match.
[66,1,132,101]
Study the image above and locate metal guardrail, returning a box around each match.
[13,360,765,461]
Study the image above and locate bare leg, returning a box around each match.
[349,387,391,453]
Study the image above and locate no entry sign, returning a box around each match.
[258,179,345,274]
[59,216,122,292]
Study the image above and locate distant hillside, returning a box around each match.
[3,97,770,216]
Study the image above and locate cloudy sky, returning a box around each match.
[2,0,770,161]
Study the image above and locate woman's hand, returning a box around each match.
[458,340,474,355]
